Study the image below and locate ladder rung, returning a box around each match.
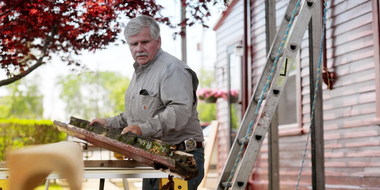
[287,0,315,20]
[221,182,231,188]
[270,52,280,61]
[285,0,304,20]
[237,137,250,145]
[254,91,268,102]
[221,181,246,188]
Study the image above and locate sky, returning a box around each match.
[0,0,224,121]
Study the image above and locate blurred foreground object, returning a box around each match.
[6,141,83,190]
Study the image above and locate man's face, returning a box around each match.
[128,27,161,65]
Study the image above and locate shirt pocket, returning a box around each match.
[136,92,162,122]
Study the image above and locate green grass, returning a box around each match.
[35,183,63,190]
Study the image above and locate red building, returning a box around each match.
[213,0,380,189]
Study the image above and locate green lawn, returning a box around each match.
[35,183,64,190]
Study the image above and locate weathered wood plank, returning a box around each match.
[54,116,199,180]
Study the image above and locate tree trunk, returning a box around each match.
[0,24,57,87]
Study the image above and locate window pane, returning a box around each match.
[278,75,297,125]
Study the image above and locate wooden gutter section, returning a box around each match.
[53,117,198,180]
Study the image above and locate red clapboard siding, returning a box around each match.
[246,0,380,189]
[214,0,245,175]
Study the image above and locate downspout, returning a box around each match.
[242,0,249,117]
[372,0,380,121]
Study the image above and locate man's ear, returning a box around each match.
[157,36,162,48]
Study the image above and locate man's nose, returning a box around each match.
[136,43,144,52]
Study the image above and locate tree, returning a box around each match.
[197,102,216,123]
[57,71,130,120]
[0,0,228,87]
[0,75,43,119]
[198,65,216,89]
[197,65,217,123]
[196,65,239,128]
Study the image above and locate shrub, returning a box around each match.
[0,119,67,161]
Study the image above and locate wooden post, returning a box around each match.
[308,0,325,189]
[266,0,279,189]
[199,121,219,189]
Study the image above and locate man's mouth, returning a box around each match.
[136,56,147,60]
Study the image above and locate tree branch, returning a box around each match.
[0,9,12,18]
[0,24,58,87]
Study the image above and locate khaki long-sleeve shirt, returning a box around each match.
[106,49,204,144]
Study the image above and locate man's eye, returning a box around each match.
[130,43,137,46]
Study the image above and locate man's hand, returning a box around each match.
[90,118,107,126]
[121,125,142,135]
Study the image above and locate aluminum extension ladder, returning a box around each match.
[216,0,317,189]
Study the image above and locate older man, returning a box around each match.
[90,15,204,190]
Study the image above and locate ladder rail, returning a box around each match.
[230,57,298,189]
[255,0,300,102]
[216,0,316,189]
[216,1,300,184]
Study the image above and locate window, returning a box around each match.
[227,43,243,130]
[277,52,300,129]
[229,50,242,126]
[226,42,243,147]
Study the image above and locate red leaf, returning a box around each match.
[0,0,227,82]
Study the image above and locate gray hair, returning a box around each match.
[124,15,161,43]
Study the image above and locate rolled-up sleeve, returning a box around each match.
[105,112,128,129]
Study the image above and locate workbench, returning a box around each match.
[0,160,169,190]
